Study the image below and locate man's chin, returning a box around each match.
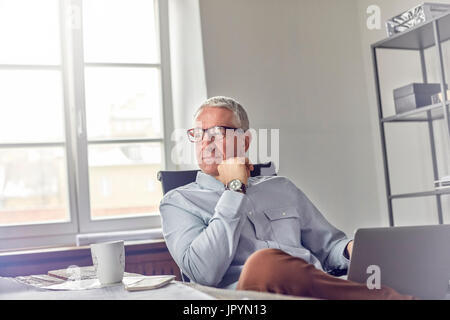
[199,163,219,176]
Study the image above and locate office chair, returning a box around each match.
[157,161,276,282]
[157,161,276,194]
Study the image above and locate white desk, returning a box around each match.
[0,277,214,300]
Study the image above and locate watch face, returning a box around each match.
[230,179,242,190]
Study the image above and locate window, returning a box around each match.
[0,0,173,249]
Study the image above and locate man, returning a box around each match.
[159,96,414,300]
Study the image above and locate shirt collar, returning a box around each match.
[196,171,254,191]
[196,171,226,191]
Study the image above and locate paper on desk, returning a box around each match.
[41,278,122,291]
[122,275,175,291]
[15,274,65,288]
[41,275,176,291]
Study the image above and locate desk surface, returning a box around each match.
[0,276,310,300]
[0,277,214,300]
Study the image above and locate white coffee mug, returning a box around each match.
[90,240,125,285]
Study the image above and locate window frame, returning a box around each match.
[0,0,174,249]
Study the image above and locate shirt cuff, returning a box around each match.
[335,238,354,268]
[214,190,247,218]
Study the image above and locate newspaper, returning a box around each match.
[14,265,141,290]
[15,274,66,288]
[48,265,139,280]
[41,278,121,291]
[39,275,176,291]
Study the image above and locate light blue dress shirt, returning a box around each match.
[159,171,352,289]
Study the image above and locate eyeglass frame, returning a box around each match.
[186,126,244,143]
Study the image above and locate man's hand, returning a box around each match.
[217,157,254,186]
[345,240,354,259]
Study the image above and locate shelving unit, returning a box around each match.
[372,11,450,226]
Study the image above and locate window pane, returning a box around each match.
[84,67,162,140]
[0,147,70,226]
[88,143,163,220]
[82,0,159,63]
[0,0,60,65]
[0,70,65,143]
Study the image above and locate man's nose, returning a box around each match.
[203,130,216,140]
[202,133,216,144]
[200,135,220,151]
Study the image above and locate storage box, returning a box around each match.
[435,175,450,190]
[431,90,450,104]
[386,2,450,37]
[393,83,444,114]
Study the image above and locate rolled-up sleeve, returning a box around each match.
[159,190,247,286]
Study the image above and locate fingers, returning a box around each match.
[224,157,254,172]
[245,158,254,171]
[245,158,253,178]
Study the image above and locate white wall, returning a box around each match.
[198,0,384,236]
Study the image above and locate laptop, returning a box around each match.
[347,224,450,300]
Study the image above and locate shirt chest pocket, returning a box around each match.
[264,207,301,247]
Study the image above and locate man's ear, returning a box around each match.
[244,130,252,153]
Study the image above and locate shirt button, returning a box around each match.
[248,211,252,215]
[282,212,286,216]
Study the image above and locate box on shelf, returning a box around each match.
[435,176,450,190]
[386,2,450,37]
[431,90,450,104]
[393,83,445,114]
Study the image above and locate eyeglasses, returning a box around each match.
[187,126,238,143]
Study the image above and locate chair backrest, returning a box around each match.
[157,162,276,195]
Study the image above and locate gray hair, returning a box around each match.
[194,96,250,131]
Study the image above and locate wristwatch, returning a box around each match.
[226,179,246,194]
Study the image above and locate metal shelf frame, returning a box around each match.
[372,12,450,226]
